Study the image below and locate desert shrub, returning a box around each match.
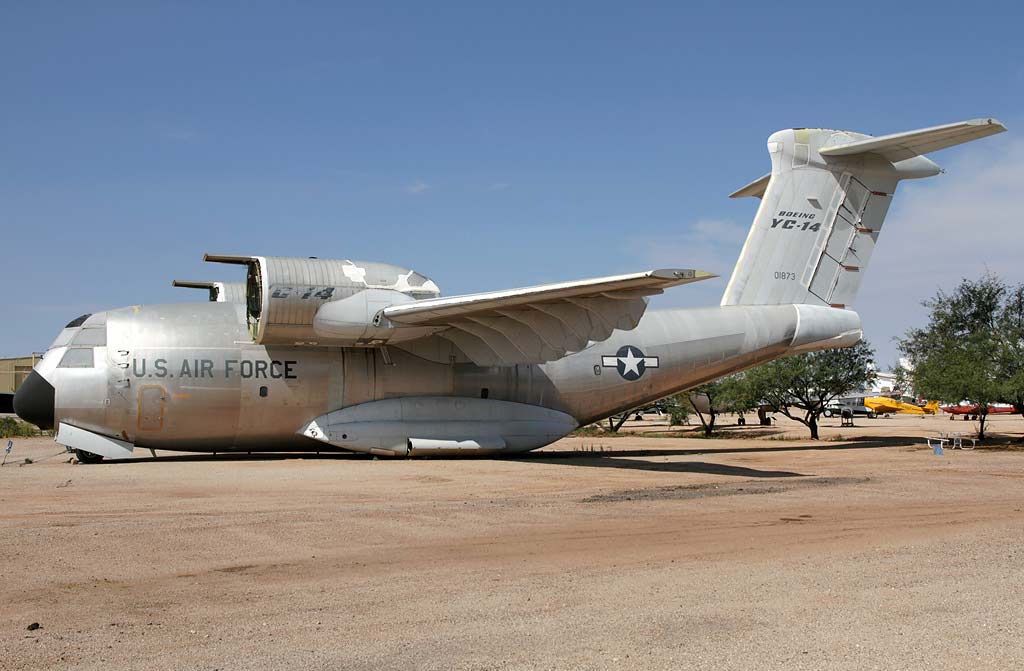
[0,417,40,438]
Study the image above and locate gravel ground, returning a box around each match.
[1,413,1023,670]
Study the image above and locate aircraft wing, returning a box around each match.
[383,269,715,366]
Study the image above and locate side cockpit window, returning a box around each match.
[59,348,95,368]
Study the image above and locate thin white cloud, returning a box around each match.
[405,179,430,195]
[859,138,1024,362]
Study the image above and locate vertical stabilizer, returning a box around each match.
[721,118,1005,307]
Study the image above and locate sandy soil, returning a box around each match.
[2,413,1023,670]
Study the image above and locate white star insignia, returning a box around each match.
[618,348,643,376]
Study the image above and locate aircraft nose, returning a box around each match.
[13,370,55,431]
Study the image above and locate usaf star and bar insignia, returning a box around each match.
[601,345,659,381]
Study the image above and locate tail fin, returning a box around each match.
[721,118,1006,307]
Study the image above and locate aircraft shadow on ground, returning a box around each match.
[94,435,921,467]
[103,452,370,464]
[533,435,925,458]
[100,450,807,478]
[519,456,807,477]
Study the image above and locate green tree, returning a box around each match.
[898,274,1023,440]
[720,372,762,422]
[666,399,690,426]
[994,283,1024,418]
[890,361,913,397]
[684,374,763,436]
[745,341,877,440]
[685,381,727,437]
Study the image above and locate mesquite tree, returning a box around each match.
[745,341,877,439]
[899,273,1024,440]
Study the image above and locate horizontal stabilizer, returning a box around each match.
[729,173,771,199]
[385,269,715,366]
[818,117,1006,163]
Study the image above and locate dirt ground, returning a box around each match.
[2,413,1023,670]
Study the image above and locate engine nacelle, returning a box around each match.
[312,288,446,345]
[204,254,440,345]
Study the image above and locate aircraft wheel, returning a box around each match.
[74,449,104,464]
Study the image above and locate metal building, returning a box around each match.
[0,355,39,414]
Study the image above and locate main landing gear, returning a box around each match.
[74,449,104,464]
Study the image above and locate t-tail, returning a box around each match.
[721,118,1006,308]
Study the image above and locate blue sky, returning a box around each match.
[2,2,1023,364]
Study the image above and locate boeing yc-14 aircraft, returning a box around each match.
[14,118,1006,461]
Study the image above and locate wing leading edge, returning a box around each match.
[383,268,715,366]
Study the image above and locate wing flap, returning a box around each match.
[385,268,715,366]
[384,269,713,325]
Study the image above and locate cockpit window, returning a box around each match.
[83,312,107,327]
[49,328,79,350]
[71,327,106,347]
[59,348,95,368]
[407,272,429,287]
[65,314,92,328]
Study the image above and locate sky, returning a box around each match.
[2,1,1023,365]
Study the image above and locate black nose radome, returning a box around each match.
[13,370,55,431]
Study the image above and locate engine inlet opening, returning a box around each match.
[246,262,263,320]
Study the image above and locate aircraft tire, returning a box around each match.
[74,449,104,464]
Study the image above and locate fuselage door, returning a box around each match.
[138,385,166,432]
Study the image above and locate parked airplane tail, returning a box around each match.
[721,118,1005,308]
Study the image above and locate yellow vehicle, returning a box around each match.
[865,397,940,416]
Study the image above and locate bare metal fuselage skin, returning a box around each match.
[39,300,858,453]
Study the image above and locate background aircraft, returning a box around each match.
[864,397,940,415]
[941,403,1016,417]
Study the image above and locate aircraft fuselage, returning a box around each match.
[26,300,859,455]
